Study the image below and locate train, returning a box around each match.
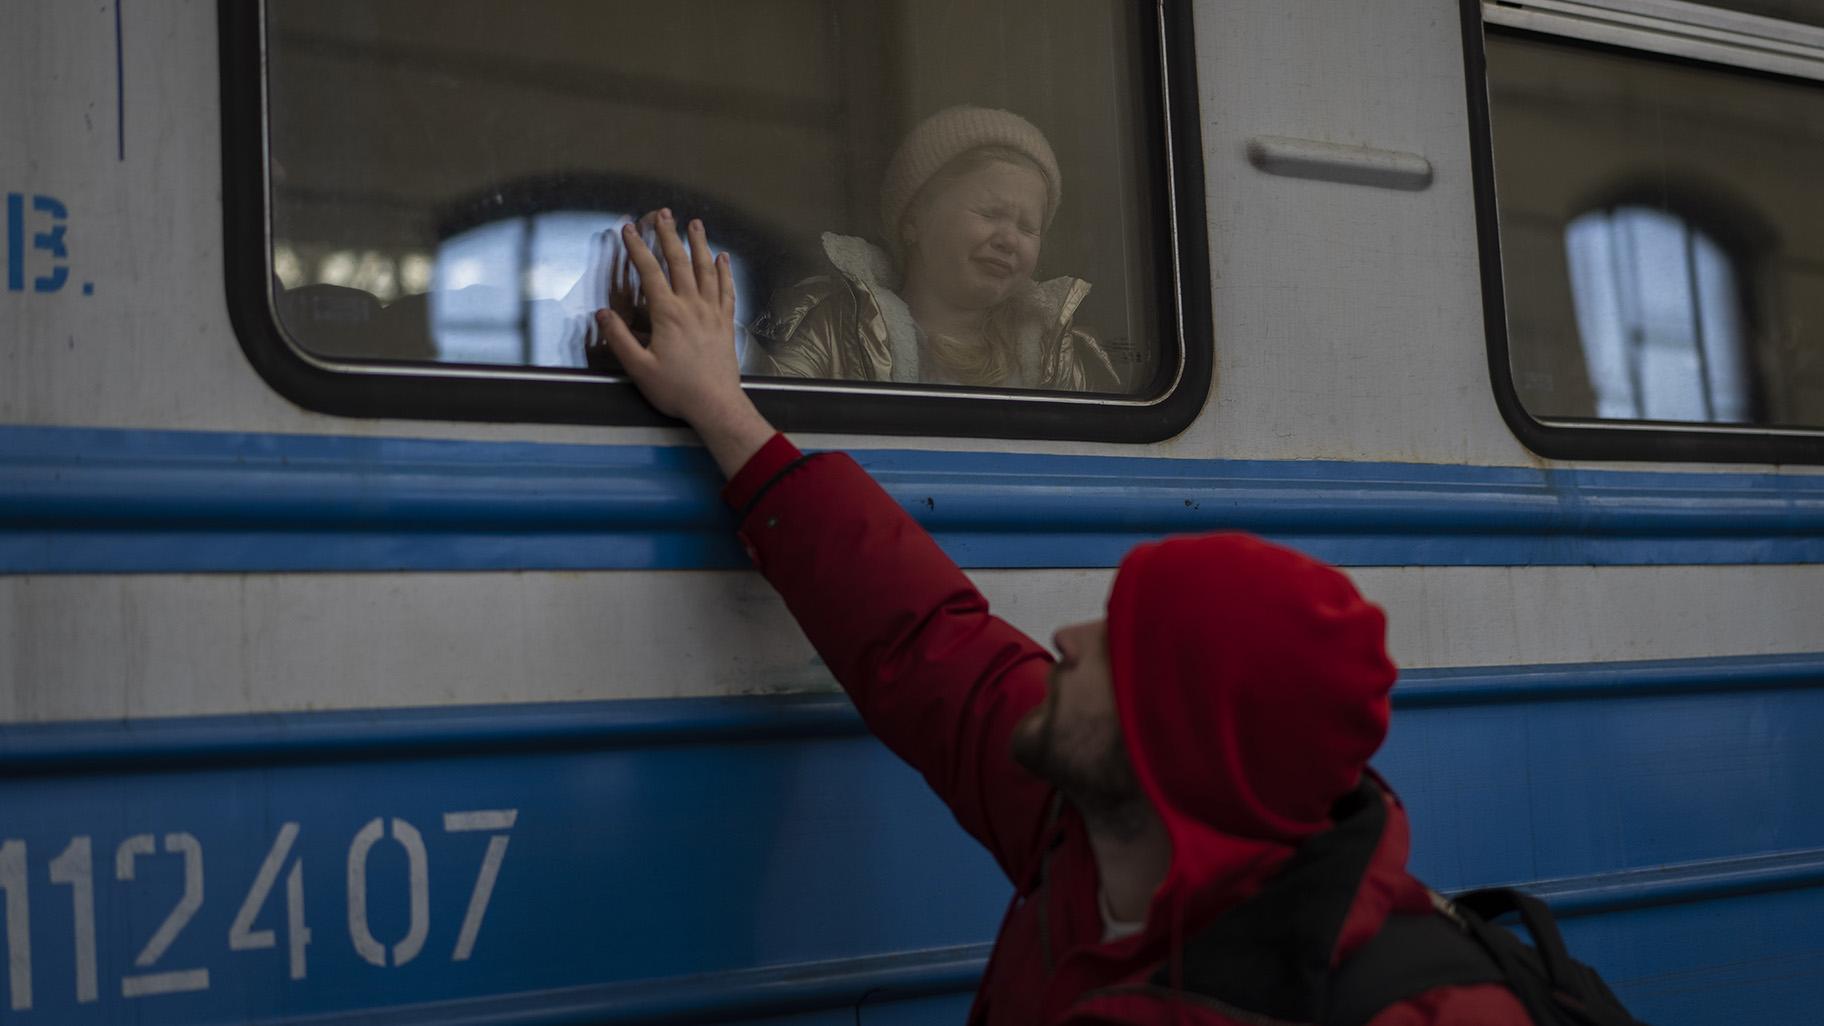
[3,0,1823,1023]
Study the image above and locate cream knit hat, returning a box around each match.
[879,106,1062,246]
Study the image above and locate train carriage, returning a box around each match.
[3,1,1823,1023]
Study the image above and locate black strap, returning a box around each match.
[1455,889,1579,985]
[1161,785,1645,1026]
[1451,889,1645,1026]
[1327,892,1648,1026]
[1324,912,1506,1026]
[1158,781,1391,1021]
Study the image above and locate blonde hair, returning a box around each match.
[903,146,1049,387]
[925,312,1018,388]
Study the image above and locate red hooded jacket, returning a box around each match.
[724,435,1534,1026]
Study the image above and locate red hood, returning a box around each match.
[1106,533,1398,926]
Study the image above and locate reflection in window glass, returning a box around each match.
[263,1,1166,395]
[1565,207,1751,422]
[1486,32,1824,429]
[1706,0,1824,30]
[427,213,759,369]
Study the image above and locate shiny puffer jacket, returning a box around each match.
[748,232,1122,392]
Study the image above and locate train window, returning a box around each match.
[1707,1,1824,29]
[224,1,1212,441]
[1470,2,1824,461]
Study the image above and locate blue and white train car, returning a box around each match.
[4,0,1823,1023]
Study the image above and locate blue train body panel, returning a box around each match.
[3,653,1820,1024]
[6,426,1824,574]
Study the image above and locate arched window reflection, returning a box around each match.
[1564,206,1754,423]
[431,212,761,370]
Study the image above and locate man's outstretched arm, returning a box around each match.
[595,213,1056,879]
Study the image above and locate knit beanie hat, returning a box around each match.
[879,106,1063,245]
[1106,532,1397,845]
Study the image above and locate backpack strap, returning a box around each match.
[1451,889,1645,1026]
[1323,910,1507,1026]
[1330,890,1649,1026]
[1155,781,1392,1022]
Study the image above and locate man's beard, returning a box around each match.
[1011,693,1150,840]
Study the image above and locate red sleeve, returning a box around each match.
[723,434,1057,882]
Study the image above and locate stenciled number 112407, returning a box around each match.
[0,809,517,1012]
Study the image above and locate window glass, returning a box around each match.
[1704,0,1824,30]
[1486,31,1824,428]
[263,0,1167,395]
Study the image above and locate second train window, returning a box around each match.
[1485,27,1824,433]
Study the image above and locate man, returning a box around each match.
[591,212,1534,1025]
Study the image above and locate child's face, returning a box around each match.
[904,159,1047,312]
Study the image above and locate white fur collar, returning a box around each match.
[819,233,922,383]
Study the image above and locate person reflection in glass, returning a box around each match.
[750,106,1118,390]
[593,107,1120,391]
[763,106,1122,391]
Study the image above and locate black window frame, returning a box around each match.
[1460,0,1824,464]
[219,0,1212,443]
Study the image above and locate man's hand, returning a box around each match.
[606,211,659,343]
[593,210,774,478]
